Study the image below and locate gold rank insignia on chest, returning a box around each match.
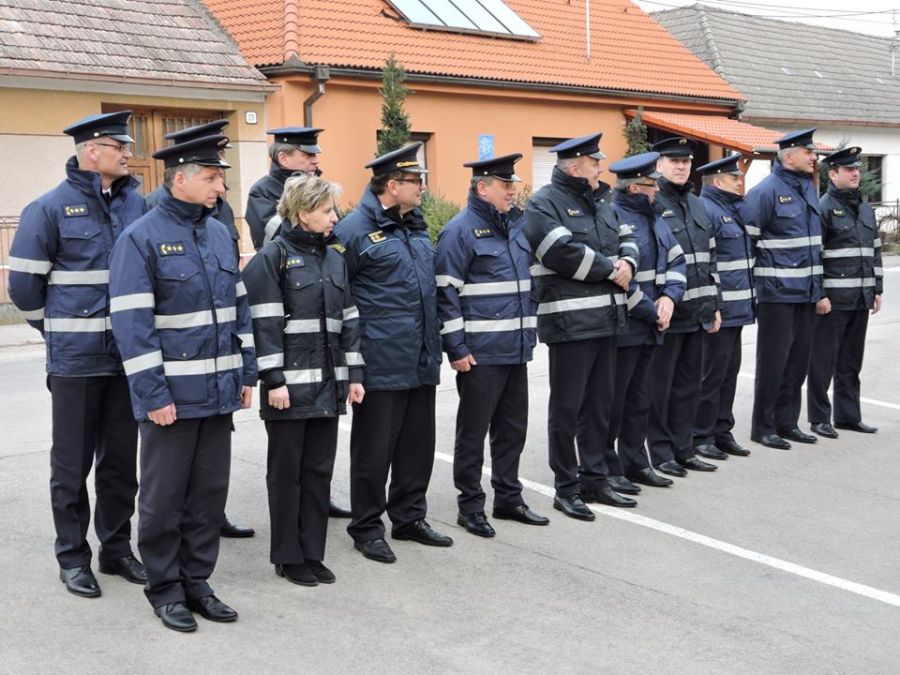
[159,242,185,256]
[286,256,304,268]
[722,216,734,223]
[329,242,346,254]
[832,209,845,217]
[63,204,89,217]
[566,208,582,217]
[368,230,387,243]
[661,209,675,218]
[473,228,494,238]
[778,195,793,204]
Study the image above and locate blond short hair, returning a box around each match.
[277,174,341,223]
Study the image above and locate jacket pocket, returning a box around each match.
[47,285,109,358]
[160,331,209,405]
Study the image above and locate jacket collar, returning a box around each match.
[158,188,214,226]
[701,185,743,208]
[827,181,861,207]
[657,176,694,200]
[65,156,136,204]
[550,166,595,207]
[279,222,326,252]
[773,161,814,188]
[356,187,426,231]
[613,188,655,218]
[269,161,301,186]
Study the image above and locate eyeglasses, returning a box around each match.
[394,178,425,186]
[634,181,658,188]
[93,142,132,153]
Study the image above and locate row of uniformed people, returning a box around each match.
[9,111,882,634]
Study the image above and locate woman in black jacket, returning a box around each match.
[243,174,365,586]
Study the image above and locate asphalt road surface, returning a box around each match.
[2,268,899,674]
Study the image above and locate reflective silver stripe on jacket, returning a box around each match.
[48,269,110,285]
[635,270,656,283]
[236,281,247,297]
[459,280,531,296]
[822,247,875,259]
[250,302,285,319]
[626,288,644,311]
[681,285,719,302]
[284,318,320,334]
[440,317,464,335]
[154,306,236,330]
[721,288,754,301]
[20,307,45,320]
[343,306,360,321]
[754,265,823,278]
[536,293,623,315]
[283,368,323,385]
[325,318,343,333]
[238,332,254,347]
[464,317,537,332]
[668,244,684,262]
[822,278,877,288]
[572,247,596,281]
[745,225,761,237]
[263,215,281,247]
[683,252,711,265]
[535,226,571,261]
[163,353,243,377]
[334,367,349,381]
[435,274,464,289]
[8,256,53,274]
[345,352,365,366]
[123,350,163,376]
[716,258,755,271]
[110,293,155,313]
[529,264,556,277]
[757,235,822,249]
[257,353,284,370]
[43,317,112,332]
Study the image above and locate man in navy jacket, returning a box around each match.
[436,153,548,538]
[109,133,256,632]
[693,154,756,459]
[9,111,147,598]
[334,143,452,563]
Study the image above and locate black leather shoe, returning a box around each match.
[220,516,255,538]
[187,595,238,622]
[835,421,878,434]
[751,433,791,450]
[457,512,496,538]
[681,456,718,472]
[811,422,839,439]
[582,485,637,508]
[59,566,101,598]
[155,601,197,632]
[307,561,336,584]
[99,554,147,585]
[716,438,751,456]
[694,444,728,460]
[492,504,550,526]
[392,520,454,547]
[656,460,687,478]
[354,538,397,563]
[328,500,352,518]
[553,494,595,521]
[626,467,673,487]
[607,475,641,494]
[275,563,318,586]
[778,427,817,444]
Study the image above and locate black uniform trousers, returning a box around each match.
[265,417,338,564]
[453,364,528,515]
[347,386,436,543]
[648,330,705,465]
[137,414,231,609]
[48,374,137,569]
[751,302,815,438]
[807,309,869,425]
[694,326,744,447]
[604,343,656,476]
[548,337,615,497]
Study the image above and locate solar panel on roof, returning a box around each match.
[387,0,540,41]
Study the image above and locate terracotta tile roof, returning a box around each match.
[629,110,833,154]
[203,0,742,102]
[0,0,268,89]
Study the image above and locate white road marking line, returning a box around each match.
[737,371,900,412]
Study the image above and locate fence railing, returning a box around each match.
[0,217,19,305]
[872,201,900,244]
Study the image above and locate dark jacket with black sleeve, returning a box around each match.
[241,221,363,420]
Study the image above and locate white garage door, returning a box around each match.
[531,144,557,191]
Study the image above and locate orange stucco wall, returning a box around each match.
[265,76,733,208]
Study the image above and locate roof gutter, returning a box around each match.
[259,64,743,111]
[303,66,330,126]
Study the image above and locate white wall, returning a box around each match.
[0,135,72,217]
[742,123,900,203]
